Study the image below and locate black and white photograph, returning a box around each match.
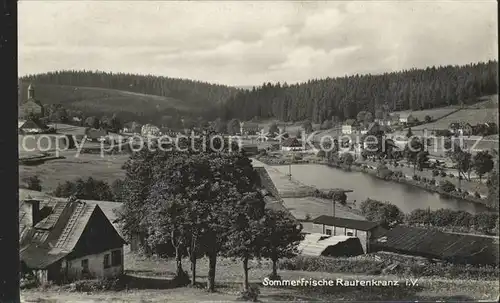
[1,0,499,302]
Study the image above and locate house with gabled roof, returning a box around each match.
[342,119,358,134]
[19,197,126,284]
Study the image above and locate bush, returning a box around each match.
[448,173,454,178]
[463,190,469,196]
[440,171,447,177]
[458,175,464,180]
[421,177,428,183]
[23,175,42,191]
[440,180,455,193]
[429,178,436,186]
[68,277,126,292]
[457,188,462,193]
[238,285,260,302]
[432,169,440,177]
[316,150,326,158]
[474,191,482,198]
[412,175,419,181]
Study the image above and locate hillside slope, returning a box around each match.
[19,83,206,123]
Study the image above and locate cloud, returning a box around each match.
[19,1,498,86]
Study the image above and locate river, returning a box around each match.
[272,164,488,214]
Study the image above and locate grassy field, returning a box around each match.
[411,108,499,131]
[19,83,204,120]
[21,252,500,302]
[393,106,461,122]
[19,151,128,192]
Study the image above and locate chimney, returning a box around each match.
[23,199,41,227]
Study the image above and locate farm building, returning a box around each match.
[297,234,364,257]
[19,84,45,118]
[341,119,358,134]
[281,137,303,151]
[19,198,126,283]
[310,216,386,253]
[372,226,499,266]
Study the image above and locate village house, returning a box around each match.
[19,84,44,119]
[310,215,386,253]
[398,112,415,124]
[141,124,160,137]
[239,121,261,136]
[281,137,303,152]
[341,119,358,134]
[19,198,126,284]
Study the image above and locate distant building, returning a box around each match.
[19,198,126,284]
[311,215,386,253]
[85,128,108,142]
[19,84,44,118]
[341,119,358,134]
[141,124,160,137]
[374,118,392,126]
[239,122,260,136]
[399,113,415,124]
[281,137,303,151]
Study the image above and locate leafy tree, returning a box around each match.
[23,175,42,191]
[227,119,240,135]
[416,150,430,170]
[111,179,126,202]
[486,168,499,210]
[360,199,403,228]
[225,192,265,291]
[268,122,279,136]
[424,115,432,123]
[84,116,100,129]
[260,209,303,280]
[302,120,313,133]
[340,153,354,170]
[440,180,456,193]
[108,114,123,133]
[321,120,333,130]
[473,151,495,182]
[404,137,423,174]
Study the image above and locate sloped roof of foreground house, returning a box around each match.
[374,226,499,265]
[19,198,126,269]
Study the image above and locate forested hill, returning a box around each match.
[222,61,498,123]
[20,70,241,107]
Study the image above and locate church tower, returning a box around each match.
[28,84,35,99]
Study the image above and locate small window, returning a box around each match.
[103,254,110,269]
[325,229,332,235]
[346,232,354,236]
[111,250,122,266]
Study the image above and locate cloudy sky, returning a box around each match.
[19,1,498,87]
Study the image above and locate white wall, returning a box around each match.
[66,247,123,280]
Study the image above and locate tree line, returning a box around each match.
[222,60,498,123]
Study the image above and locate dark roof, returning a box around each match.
[19,198,126,269]
[282,137,302,147]
[374,226,499,265]
[366,122,380,134]
[19,119,46,130]
[312,215,380,231]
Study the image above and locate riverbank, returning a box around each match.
[256,156,495,211]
